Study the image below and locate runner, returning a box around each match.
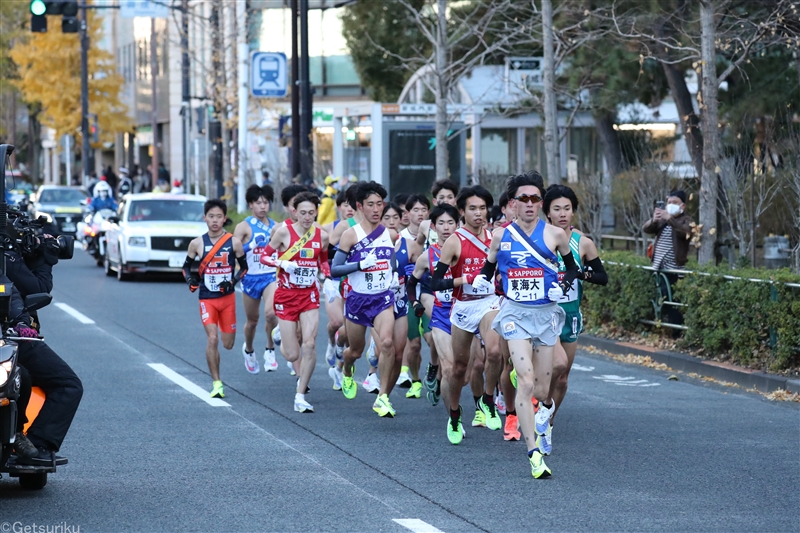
[430,186,504,444]
[415,179,459,249]
[474,171,580,478]
[233,184,279,374]
[330,181,400,417]
[542,183,607,445]
[406,203,458,404]
[182,199,248,398]
[259,192,330,413]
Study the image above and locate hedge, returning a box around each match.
[582,251,800,372]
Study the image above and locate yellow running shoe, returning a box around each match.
[210,380,224,398]
[447,407,465,445]
[342,374,357,400]
[478,397,502,430]
[471,409,486,427]
[529,449,551,478]
[372,394,396,417]
[406,381,422,398]
[510,368,517,389]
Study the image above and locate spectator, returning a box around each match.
[118,167,133,197]
[103,165,119,194]
[157,162,170,185]
[86,171,99,196]
[261,170,272,186]
[171,180,184,194]
[643,190,694,269]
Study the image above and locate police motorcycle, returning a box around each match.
[78,208,115,266]
[0,144,61,490]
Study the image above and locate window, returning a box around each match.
[480,128,517,175]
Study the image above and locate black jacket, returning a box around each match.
[4,249,57,298]
[0,272,32,327]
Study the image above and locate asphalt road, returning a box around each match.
[1,252,798,533]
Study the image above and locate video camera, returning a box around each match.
[5,207,74,260]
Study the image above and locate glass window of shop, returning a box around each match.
[343,124,371,182]
[480,128,517,176]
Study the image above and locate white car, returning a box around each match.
[104,193,208,280]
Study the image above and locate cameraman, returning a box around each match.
[1,273,83,464]
[5,232,60,330]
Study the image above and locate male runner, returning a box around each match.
[260,192,330,413]
[233,184,278,374]
[330,181,400,417]
[183,199,248,398]
[430,186,504,444]
[473,172,579,478]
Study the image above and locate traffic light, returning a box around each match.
[29,0,79,33]
[90,115,99,143]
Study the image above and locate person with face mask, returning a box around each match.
[643,190,694,269]
[89,181,118,213]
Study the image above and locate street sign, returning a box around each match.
[250,52,287,98]
[120,0,170,19]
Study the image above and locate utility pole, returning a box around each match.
[181,0,189,189]
[150,17,159,180]
[80,3,90,186]
[236,0,248,213]
[290,0,300,180]
[299,0,312,184]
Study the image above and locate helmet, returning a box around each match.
[119,166,129,176]
[324,175,339,186]
[95,181,111,196]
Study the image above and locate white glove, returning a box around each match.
[358,251,378,270]
[389,271,400,292]
[279,260,299,274]
[471,274,494,293]
[548,281,566,302]
[322,278,339,303]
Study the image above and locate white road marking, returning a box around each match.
[54,302,95,324]
[148,363,230,406]
[572,364,595,371]
[593,375,660,387]
[393,519,445,533]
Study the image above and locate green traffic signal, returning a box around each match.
[30,0,46,16]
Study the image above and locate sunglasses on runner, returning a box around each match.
[514,194,542,204]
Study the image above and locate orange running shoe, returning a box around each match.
[503,414,521,441]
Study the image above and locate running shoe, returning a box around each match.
[536,427,552,456]
[210,380,224,398]
[367,338,378,368]
[242,344,259,374]
[495,390,506,415]
[263,349,278,372]
[424,363,439,392]
[334,332,344,362]
[472,409,486,427]
[372,394,396,417]
[325,342,336,368]
[294,395,314,413]
[535,401,552,437]
[406,381,422,399]
[503,414,521,441]
[296,378,310,394]
[342,373,357,399]
[271,326,282,347]
[287,360,296,376]
[478,397,502,431]
[362,372,380,394]
[396,366,412,388]
[447,407,465,445]
[426,379,441,406]
[529,449,551,478]
[510,368,517,389]
[329,366,342,390]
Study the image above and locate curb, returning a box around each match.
[581,335,800,395]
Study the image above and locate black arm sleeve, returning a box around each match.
[406,274,420,305]
[330,249,361,278]
[561,251,580,288]
[429,261,455,292]
[581,256,608,286]
[479,259,497,280]
[232,255,248,284]
[182,255,196,284]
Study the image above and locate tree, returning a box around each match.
[10,11,131,150]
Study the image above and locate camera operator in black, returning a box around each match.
[5,233,60,330]
[1,273,83,464]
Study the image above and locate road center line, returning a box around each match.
[393,519,445,533]
[54,302,95,324]
[148,363,230,407]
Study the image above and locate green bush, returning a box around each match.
[584,251,800,371]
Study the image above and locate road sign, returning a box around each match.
[251,52,287,98]
[120,0,170,19]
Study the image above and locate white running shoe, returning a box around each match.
[325,342,336,368]
[263,349,278,372]
[396,371,412,388]
[329,366,342,390]
[362,372,380,393]
[495,390,506,415]
[535,401,552,436]
[367,339,378,368]
[242,344,259,374]
[271,326,282,347]
[294,395,314,413]
[287,360,296,376]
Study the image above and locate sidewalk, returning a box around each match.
[581,335,800,395]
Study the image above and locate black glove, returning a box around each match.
[413,301,425,318]
[187,275,200,292]
[218,280,233,295]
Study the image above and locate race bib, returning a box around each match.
[204,272,232,292]
[361,261,391,292]
[392,275,406,300]
[558,271,579,302]
[289,263,318,287]
[507,268,545,302]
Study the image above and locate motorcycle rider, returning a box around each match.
[89,181,118,213]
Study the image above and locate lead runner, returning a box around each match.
[472,172,579,478]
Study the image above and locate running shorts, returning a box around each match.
[274,286,320,322]
[200,294,237,333]
[241,273,276,300]
[450,295,501,334]
[560,309,584,343]
[492,300,565,347]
